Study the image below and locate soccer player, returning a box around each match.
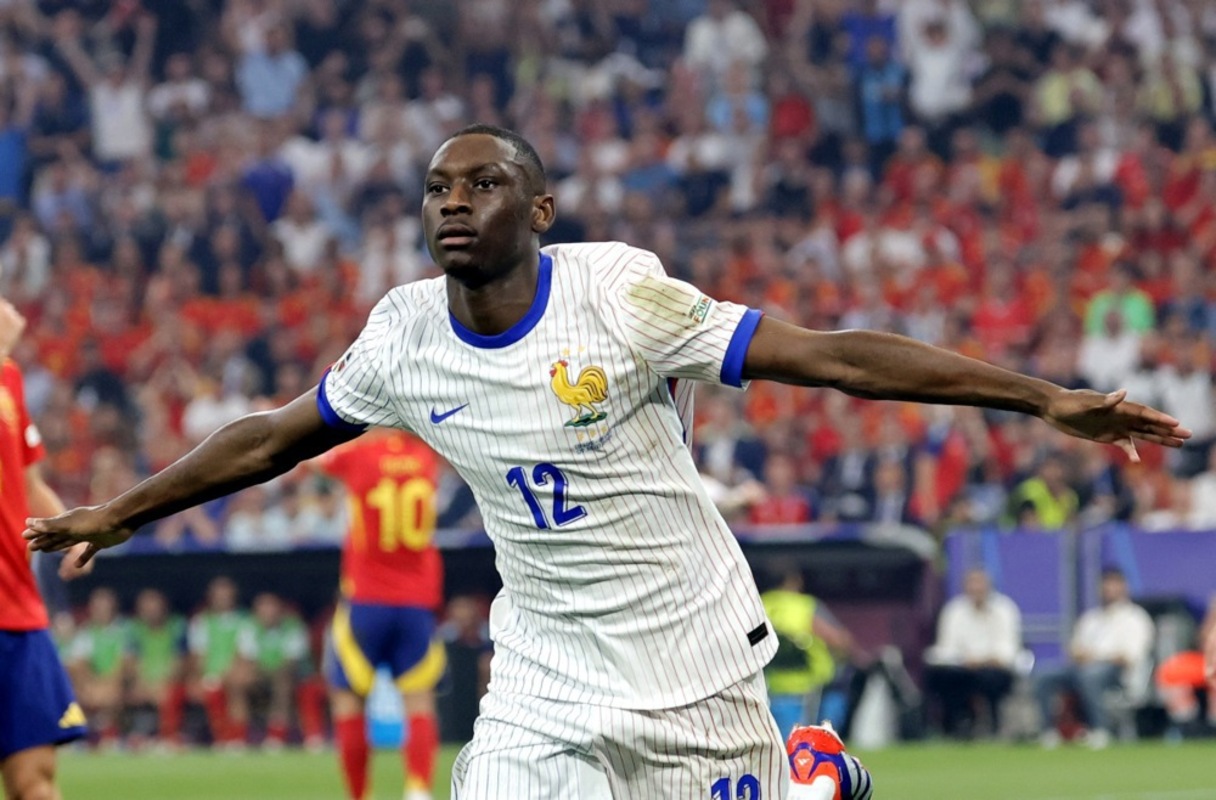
[0,298,91,800]
[313,428,445,800]
[27,125,1190,797]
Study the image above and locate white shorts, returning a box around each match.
[452,671,788,799]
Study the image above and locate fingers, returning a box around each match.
[1117,438,1140,463]
[1130,432,1190,448]
[1103,389,1127,408]
[78,544,100,568]
[25,531,75,553]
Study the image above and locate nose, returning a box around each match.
[441,183,472,217]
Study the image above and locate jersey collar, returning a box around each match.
[448,253,553,349]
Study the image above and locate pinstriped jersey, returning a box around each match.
[319,241,776,709]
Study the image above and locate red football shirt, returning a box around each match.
[317,431,443,609]
[0,359,48,631]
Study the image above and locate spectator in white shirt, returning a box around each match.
[1186,448,1216,530]
[924,569,1022,738]
[683,0,768,88]
[1035,568,1154,748]
[147,53,211,121]
[270,191,333,276]
[1157,337,1216,477]
[53,11,156,164]
[1077,310,1142,393]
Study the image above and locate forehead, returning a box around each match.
[427,134,519,176]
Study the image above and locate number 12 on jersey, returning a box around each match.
[506,463,586,529]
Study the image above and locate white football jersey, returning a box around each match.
[321,241,776,709]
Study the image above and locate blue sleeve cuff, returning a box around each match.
[720,308,763,388]
[316,369,368,433]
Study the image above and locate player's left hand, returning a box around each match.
[1042,388,1191,463]
[58,542,96,580]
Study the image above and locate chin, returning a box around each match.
[440,255,489,285]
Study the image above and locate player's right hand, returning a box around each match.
[24,506,134,567]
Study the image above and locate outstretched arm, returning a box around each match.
[24,389,360,564]
[742,317,1190,459]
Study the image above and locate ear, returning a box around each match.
[531,193,556,234]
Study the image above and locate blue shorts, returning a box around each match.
[324,603,445,697]
[0,630,87,760]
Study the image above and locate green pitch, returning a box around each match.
[58,742,1212,799]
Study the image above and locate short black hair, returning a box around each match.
[446,123,546,194]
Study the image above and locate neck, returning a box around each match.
[447,252,540,337]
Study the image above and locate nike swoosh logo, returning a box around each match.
[430,403,469,424]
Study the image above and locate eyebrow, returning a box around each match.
[426,162,512,179]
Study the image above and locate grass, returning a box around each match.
[56,741,1213,799]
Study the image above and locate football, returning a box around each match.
[787,723,874,800]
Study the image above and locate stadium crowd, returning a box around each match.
[1,0,1216,548]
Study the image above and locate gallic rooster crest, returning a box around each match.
[549,359,609,427]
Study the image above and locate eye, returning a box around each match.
[475,178,497,190]
[426,183,446,195]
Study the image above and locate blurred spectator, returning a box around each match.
[749,452,813,525]
[683,0,767,87]
[1008,453,1078,531]
[235,24,309,119]
[1035,568,1154,749]
[233,592,322,749]
[0,214,50,303]
[1077,310,1142,393]
[147,52,211,122]
[437,596,492,743]
[840,0,896,73]
[762,569,859,736]
[53,10,156,165]
[1157,337,1216,477]
[67,587,126,746]
[0,78,35,211]
[855,34,904,177]
[1156,595,1216,737]
[694,392,766,485]
[1033,43,1101,156]
[871,458,916,526]
[924,568,1022,739]
[972,28,1033,137]
[1187,449,1216,529]
[187,577,249,748]
[271,191,333,276]
[1084,263,1155,336]
[819,414,874,523]
[901,6,978,156]
[125,588,187,746]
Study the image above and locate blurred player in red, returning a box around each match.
[0,299,92,798]
[314,428,445,800]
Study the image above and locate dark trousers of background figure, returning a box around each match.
[1034,661,1122,734]
[923,665,1014,738]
